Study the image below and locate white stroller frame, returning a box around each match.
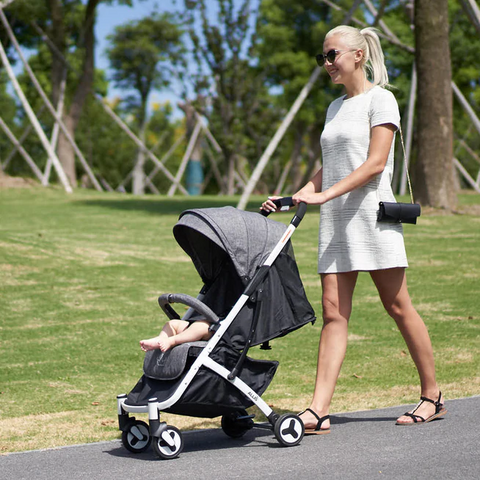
[117,199,308,459]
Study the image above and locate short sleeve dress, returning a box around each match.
[318,86,408,274]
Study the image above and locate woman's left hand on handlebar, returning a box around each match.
[261,196,283,213]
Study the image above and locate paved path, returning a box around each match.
[1,396,479,479]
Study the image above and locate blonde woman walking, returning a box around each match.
[262,25,446,433]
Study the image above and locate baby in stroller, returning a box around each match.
[140,318,212,352]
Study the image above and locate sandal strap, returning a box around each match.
[404,412,425,423]
[299,408,330,431]
[420,391,444,412]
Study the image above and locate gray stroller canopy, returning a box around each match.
[173,206,289,284]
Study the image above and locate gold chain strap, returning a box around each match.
[398,126,415,204]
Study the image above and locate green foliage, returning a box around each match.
[182,0,282,192]
[106,12,183,120]
[0,71,19,159]
[448,0,480,182]
[253,0,365,191]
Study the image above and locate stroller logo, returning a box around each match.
[247,391,259,402]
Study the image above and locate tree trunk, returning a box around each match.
[133,95,149,195]
[179,102,204,194]
[48,0,66,107]
[55,115,76,185]
[56,0,100,187]
[132,121,147,195]
[227,154,235,195]
[298,126,322,189]
[414,0,456,209]
[290,124,305,193]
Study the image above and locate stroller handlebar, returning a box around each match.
[158,293,220,324]
[260,197,307,227]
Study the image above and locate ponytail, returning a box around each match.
[360,27,389,87]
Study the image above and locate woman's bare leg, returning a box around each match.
[370,268,441,424]
[300,271,358,430]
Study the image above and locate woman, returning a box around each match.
[262,25,446,433]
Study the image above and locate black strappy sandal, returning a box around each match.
[299,408,331,435]
[396,392,447,426]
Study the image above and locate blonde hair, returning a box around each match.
[325,25,389,87]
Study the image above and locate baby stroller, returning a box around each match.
[117,198,316,459]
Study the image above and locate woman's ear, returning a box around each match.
[354,49,364,64]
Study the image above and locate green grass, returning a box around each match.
[1,186,479,453]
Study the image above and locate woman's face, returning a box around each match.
[322,34,358,86]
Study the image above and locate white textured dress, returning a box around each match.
[318,86,408,274]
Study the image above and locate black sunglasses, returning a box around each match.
[315,49,355,67]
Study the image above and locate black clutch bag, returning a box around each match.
[377,202,421,224]
[377,126,420,225]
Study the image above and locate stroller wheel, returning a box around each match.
[121,420,151,453]
[152,425,184,460]
[274,414,304,447]
[221,409,254,439]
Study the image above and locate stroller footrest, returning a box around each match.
[143,342,207,381]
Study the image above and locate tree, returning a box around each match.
[414,0,456,209]
[4,0,138,187]
[254,0,343,193]
[449,0,480,185]
[106,12,183,194]
[183,0,278,195]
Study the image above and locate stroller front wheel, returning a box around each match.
[121,420,151,454]
[152,425,184,460]
[274,414,304,447]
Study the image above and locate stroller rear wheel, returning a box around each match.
[121,420,151,453]
[152,425,184,460]
[274,414,304,447]
[221,409,254,438]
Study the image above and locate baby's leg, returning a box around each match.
[140,320,190,352]
[159,320,212,352]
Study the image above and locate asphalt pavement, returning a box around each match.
[1,395,479,480]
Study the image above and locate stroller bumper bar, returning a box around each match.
[158,293,220,324]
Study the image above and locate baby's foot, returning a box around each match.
[140,337,161,352]
[158,336,175,352]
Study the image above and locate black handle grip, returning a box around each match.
[260,197,295,217]
[260,197,307,227]
[158,293,219,324]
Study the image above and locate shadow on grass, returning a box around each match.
[76,197,262,217]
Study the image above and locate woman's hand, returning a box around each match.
[261,196,283,213]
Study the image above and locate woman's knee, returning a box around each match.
[322,297,350,324]
[383,298,414,322]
